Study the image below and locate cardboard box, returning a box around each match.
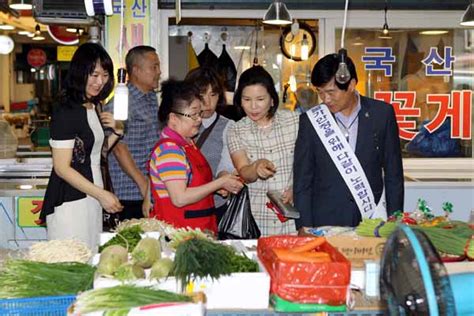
[326,236,386,268]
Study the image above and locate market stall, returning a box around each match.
[1,213,473,315]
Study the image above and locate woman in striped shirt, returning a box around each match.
[148,80,243,233]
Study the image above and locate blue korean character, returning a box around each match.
[112,0,123,14]
[131,0,147,18]
[422,46,456,76]
[361,47,396,77]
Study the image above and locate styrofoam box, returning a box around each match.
[94,266,270,310]
[94,252,270,309]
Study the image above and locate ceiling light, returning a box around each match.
[460,3,474,26]
[300,34,309,61]
[114,68,129,120]
[35,24,41,35]
[32,35,45,41]
[419,30,449,35]
[0,24,15,31]
[378,35,393,40]
[18,30,31,35]
[27,32,35,38]
[9,0,32,10]
[382,0,389,35]
[0,35,14,55]
[263,0,292,25]
[66,27,77,33]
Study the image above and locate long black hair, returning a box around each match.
[158,79,201,124]
[63,43,114,105]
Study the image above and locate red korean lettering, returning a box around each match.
[374,91,420,141]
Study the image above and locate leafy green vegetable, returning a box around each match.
[74,285,191,313]
[99,226,143,253]
[172,238,233,290]
[0,260,95,298]
[229,253,259,273]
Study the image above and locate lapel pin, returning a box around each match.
[365,112,369,118]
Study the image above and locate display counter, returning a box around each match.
[0,157,50,249]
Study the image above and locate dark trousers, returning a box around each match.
[118,200,144,221]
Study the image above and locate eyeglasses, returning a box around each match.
[173,111,204,121]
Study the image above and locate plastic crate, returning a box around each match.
[0,295,75,316]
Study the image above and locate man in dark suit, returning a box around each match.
[294,53,404,234]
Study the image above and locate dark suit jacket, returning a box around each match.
[294,96,404,229]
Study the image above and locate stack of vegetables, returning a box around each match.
[172,237,259,290]
[71,285,197,315]
[356,200,474,260]
[0,260,95,298]
[257,236,350,311]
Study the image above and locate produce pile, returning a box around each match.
[173,237,259,290]
[27,239,92,263]
[72,285,193,314]
[0,220,265,315]
[0,260,95,298]
[356,200,474,260]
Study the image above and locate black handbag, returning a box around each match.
[218,185,261,240]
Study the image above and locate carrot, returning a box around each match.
[273,248,331,263]
[290,237,326,253]
[300,251,331,260]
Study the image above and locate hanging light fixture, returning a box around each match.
[0,24,15,31]
[263,0,292,26]
[113,0,129,120]
[460,1,474,26]
[9,0,32,10]
[382,0,389,35]
[300,34,309,61]
[335,0,351,85]
[32,24,45,41]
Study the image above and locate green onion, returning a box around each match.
[74,285,191,313]
[0,260,95,298]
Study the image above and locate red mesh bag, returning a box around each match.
[257,235,351,305]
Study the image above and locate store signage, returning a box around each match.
[361,46,456,77]
[374,90,472,141]
[57,45,78,62]
[16,196,44,228]
[361,46,472,142]
[27,49,47,68]
[105,0,150,71]
[0,35,14,55]
[47,25,80,46]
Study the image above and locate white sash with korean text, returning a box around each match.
[307,104,386,220]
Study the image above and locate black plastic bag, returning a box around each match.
[218,185,261,240]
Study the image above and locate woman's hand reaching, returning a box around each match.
[98,190,123,213]
[255,159,276,179]
[219,173,244,195]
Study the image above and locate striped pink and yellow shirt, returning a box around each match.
[149,127,191,198]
